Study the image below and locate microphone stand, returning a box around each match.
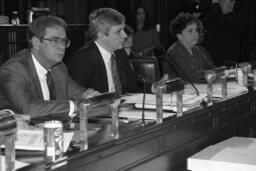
[165,53,200,96]
[138,75,146,126]
[141,78,146,126]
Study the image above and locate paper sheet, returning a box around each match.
[0,155,29,170]
[123,93,204,106]
[184,81,248,98]
[9,130,74,152]
[119,109,176,120]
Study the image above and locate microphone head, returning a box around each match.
[137,74,146,83]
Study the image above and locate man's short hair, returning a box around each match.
[89,8,125,40]
[27,15,67,48]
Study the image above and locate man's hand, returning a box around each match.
[151,74,169,93]
[81,88,100,99]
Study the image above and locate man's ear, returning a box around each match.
[97,32,105,41]
[176,33,182,41]
[31,36,40,50]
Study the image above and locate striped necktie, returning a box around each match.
[46,71,56,100]
[110,54,122,96]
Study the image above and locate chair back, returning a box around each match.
[129,56,161,83]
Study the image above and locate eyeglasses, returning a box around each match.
[41,37,71,48]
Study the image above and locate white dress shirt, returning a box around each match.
[32,54,75,116]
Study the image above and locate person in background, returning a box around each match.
[163,12,218,81]
[202,0,244,66]
[123,25,134,56]
[130,5,159,57]
[68,8,140,95]
[0,16,99,119]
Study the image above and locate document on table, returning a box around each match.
[0,155,29,170]
[184,81,248,99]
[119,109,176,120]
[2,130,74,152]
[122,93,204,111]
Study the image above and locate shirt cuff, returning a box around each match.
[69,101,77,118]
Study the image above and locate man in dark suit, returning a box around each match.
[0,16,98,119]
[68,8,139,95]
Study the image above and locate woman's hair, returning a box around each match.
[27,15,67,49]
[124,24,134,37]
[89,8,125,40]
[169,12,205,43]
[131,5,153,32]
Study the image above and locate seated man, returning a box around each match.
[67,8,140,95]
[0,16,98,119]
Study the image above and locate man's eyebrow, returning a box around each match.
[115,27,123,33]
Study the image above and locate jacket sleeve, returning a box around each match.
[0,64,71,119]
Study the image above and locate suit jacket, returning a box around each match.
[0,49,86,118]
[67,41,140,94]
[0,90,17,112]
[164,41,215,81]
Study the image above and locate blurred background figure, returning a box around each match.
[202,0,244,67]
[123,25,134,56]
[0,15,9,24]
[130,5,159,57]
[163,12,216,81]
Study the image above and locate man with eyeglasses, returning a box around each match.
[0,16,99,119]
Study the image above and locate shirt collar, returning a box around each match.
[95,41,112,61]
[31,54,48,79]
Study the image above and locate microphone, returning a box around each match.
[137,74,146,126]
[225,60,237,69]
[164,53,200,96]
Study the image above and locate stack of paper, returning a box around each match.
[3,130,74,152]
[184,81,248,99]
[122,93,204,112]
[119,109,176,120]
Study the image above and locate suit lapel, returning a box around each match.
[26,51,45,100]
[91,42,109,91]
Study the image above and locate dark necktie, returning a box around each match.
[46,71,56,100]
[110,54,122,96]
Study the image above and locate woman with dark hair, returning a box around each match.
[163,12,217,81]
[130,6,159,57]
[123,25,134,56]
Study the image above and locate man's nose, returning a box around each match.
[121,30,127,39]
